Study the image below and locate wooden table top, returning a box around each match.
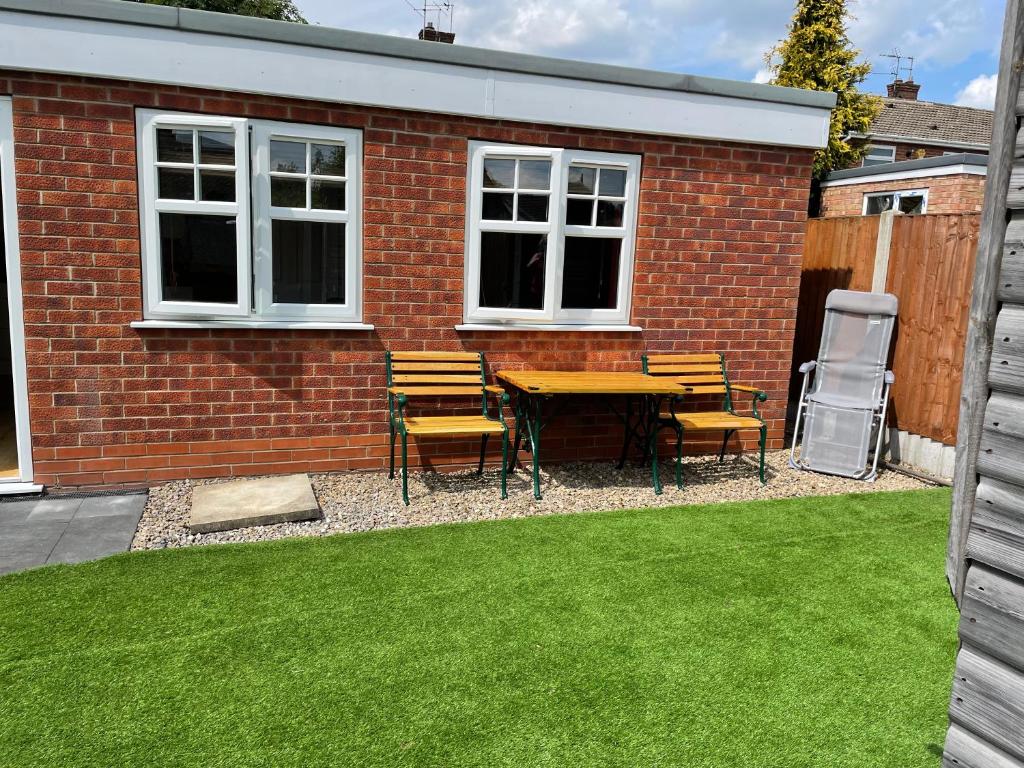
[496,370,687,395]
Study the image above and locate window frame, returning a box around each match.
[250,120,362,321]
[137,111,250,319]
[862,188,928,215]
[861,144,897,167]
[137,110,363,324]
[463,142,640,326]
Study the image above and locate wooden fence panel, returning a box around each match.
[790,216,878,396]
[793,213,979,445]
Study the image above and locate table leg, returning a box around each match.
[506,390,524,474]
[647,395,663,495]
[524,394,543,500]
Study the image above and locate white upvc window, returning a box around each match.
[861,144,897,167]
[862,189,928,215]
[464,142,640,326]
[137,110,362,323]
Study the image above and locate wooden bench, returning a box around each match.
[642,353,768,486]
[385,351,509,505]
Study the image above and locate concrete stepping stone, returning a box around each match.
[189,474,320,534]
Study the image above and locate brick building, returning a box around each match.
[820,78,992,217]
[0,0,832,491]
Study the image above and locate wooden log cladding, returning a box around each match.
[968,477,1024,582]
[998,215,1024,303]
[990,305,1024,395]
[959,564,1024,672]
[949,647,1024,762]
[944,723,1024,767]
[977,393,1024,484]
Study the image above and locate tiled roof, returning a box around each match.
[869,97,993,147]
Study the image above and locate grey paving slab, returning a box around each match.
[76,494,146,519]
[0,491,147,575]
[190,474,319,533]
[0,499,41,524]
[47,514,140,565]
[26,498,82,523]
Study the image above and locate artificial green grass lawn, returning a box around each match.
[0,489,957,767]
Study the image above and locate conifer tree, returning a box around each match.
[765,0,880,178]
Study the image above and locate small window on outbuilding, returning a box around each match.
[861,144,897,167]
[863,189,927,215]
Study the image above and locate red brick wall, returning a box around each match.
[1,71,814,487]
[820,174,986,217]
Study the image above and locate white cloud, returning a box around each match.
[297,0,1004,95]
[954,73,998,108]
[752,68,772,84]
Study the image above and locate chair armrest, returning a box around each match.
[485,384,510,405]
[798,361,816,374]
[884,371,895,385]
[730,384,768,401]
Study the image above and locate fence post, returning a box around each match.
[872,209,895,292]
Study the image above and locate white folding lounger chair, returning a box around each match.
[789,289,898,481]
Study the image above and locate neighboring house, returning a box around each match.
[0,0,833,490]
[819,78,993,217]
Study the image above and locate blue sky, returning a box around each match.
[296,0,1004,108]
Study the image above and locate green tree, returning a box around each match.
[765,0,880,178]
[124,0,306,23]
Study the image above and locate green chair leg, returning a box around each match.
[758,425,767,485]
[401,431,410,505]
[388,425,396,479]
[477,433,489,475]
[500,429,508,499]
[675,424,684,489]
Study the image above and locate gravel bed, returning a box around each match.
[131,451,930,550]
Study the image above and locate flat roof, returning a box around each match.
[825,152,989,182]
[2,0,835,111]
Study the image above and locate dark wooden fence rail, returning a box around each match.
[793,213,979,445]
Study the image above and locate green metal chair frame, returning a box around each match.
[385,351,509,505]
[642,353,768,487]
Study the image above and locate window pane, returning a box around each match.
[311,143,345,176]
[865,195,893,215]
[198,130,234,165]
[561,237,621,310]
[270,140,306,173]
[517,194,549,222]
[567,166,596,194]
[199,169,235,202]
[272,220,346,305]
[157,167,194,200]
[482,159,515,189]
[271,177,306,208]
[899,194,924,214]
[311,180,345,210]
[156,128,193,163]
[566,198,593,225]
[518,160,551,190]
[598,168,627,197]
[596,200,624,227]
[159,213,237,304]
[479,232,545,310]
[482,192,514,221]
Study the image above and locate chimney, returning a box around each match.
[886,78,921,100]
[418,22,455,44]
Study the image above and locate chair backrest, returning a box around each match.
[813,290,898,407]
[385,351,488,407]
[642,353,732,409]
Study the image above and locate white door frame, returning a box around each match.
[0,96,36,488]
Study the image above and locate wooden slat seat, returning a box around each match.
[403,415,506,436]
[385,350,509,504]
[642,352,768,486]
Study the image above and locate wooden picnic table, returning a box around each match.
[495,370,687,500]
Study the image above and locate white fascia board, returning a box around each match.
[819,163,988,188]
[848,132,989,152]
[0,11,832,149]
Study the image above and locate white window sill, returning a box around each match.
[455,323,643,332]
[131,320,375,331]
